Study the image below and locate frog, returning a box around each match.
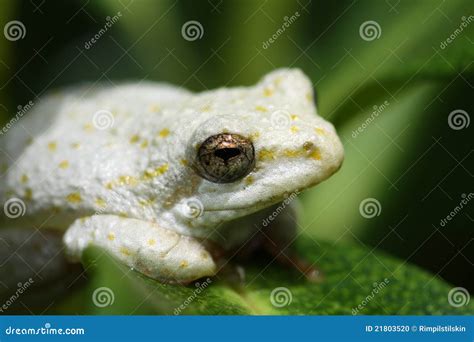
[0,69,344,284]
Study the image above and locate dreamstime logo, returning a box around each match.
[440,16,474,49]
[439,193,473,227]
[0,278,34,313]
[3,198,26,219]
[359,20,381,41]
[181,20,204,41]
[262,190,299,227]
[0,100,35,135]
[448,287,470,307]
[4,20,26,41]
[270,287,292,307]
[92,287,115,307]
[352,100,390,138]
[270,109,292,130]
[262,11,300,49]
[92,110,115,130]
[182,198,204,218]
[174,278,212,315]
[84,12,122,50]
[352,278,390,315]
[359,198,381,218]
[448,109,470,130]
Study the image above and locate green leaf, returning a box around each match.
[52,238,473,315]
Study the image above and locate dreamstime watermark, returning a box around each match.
[352,100,389,138]
[92,109,115,130]
[440,16,474,49]
[270,287,292,307]
[359,20,381,41]
[181,20,204,41]
[181,198,204,219]
[3,198,27,219]
[3,20,26,41]
[359,198,382,219]
[270,109,292,130]
[84,12,122,50]
[4,323,85,336]
[352,278,390,315]
[262,11,300,49]
[448,109,470,130]
[0,278,34,313]
[262,190,299,227]
[174,278,212,314]
[448,287,470,307]
[0,101,35,135]
[439,193,473,227]
[92,287,115,307]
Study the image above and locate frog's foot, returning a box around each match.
[63,215,217,284]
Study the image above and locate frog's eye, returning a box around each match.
[195,133,255,183]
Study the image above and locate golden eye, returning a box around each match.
[195,133,255,183]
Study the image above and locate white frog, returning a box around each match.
[0,69,343,283]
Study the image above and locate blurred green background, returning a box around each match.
[0,0,472,314]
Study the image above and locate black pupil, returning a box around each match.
[214,148,241,161]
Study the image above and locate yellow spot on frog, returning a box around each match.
[147,239,156,246]
[83,123,94,132]
[140,140,149,149]
[180,159,188,166]
[20,174,29,184]
[117,175,138,187]
[66,192,82,203]
[306,92,313,102]
[149,104,161,112]
[290,126,299,133]
[263,88,273,97]
[120,247,131,256]
[283,149,302,158]
[47,142,57,152]
[143,164,169,180]
[244,176,254,185]
[308,149,322,160]
[58,160,69,169]
[201,104,211,112]
[255,105,268,112]
[158,128,170,138]
[95,197,107,208]
[139,198,156,207]
[290,114,299,120]
[315,127,326,135]
[24,188,32,201]
[179,261,189,268]
[130,134,140,144]
[71,142,81,149]
[107,233,115,241]
[258,148,275,161]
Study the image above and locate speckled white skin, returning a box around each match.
[0,69,344,282]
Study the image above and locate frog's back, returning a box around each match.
[0,82,191,227]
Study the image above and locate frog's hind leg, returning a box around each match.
[63,215,217,284]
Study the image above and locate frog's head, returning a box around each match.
[175,69,343,230]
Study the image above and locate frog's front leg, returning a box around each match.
[63,215,217,284]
